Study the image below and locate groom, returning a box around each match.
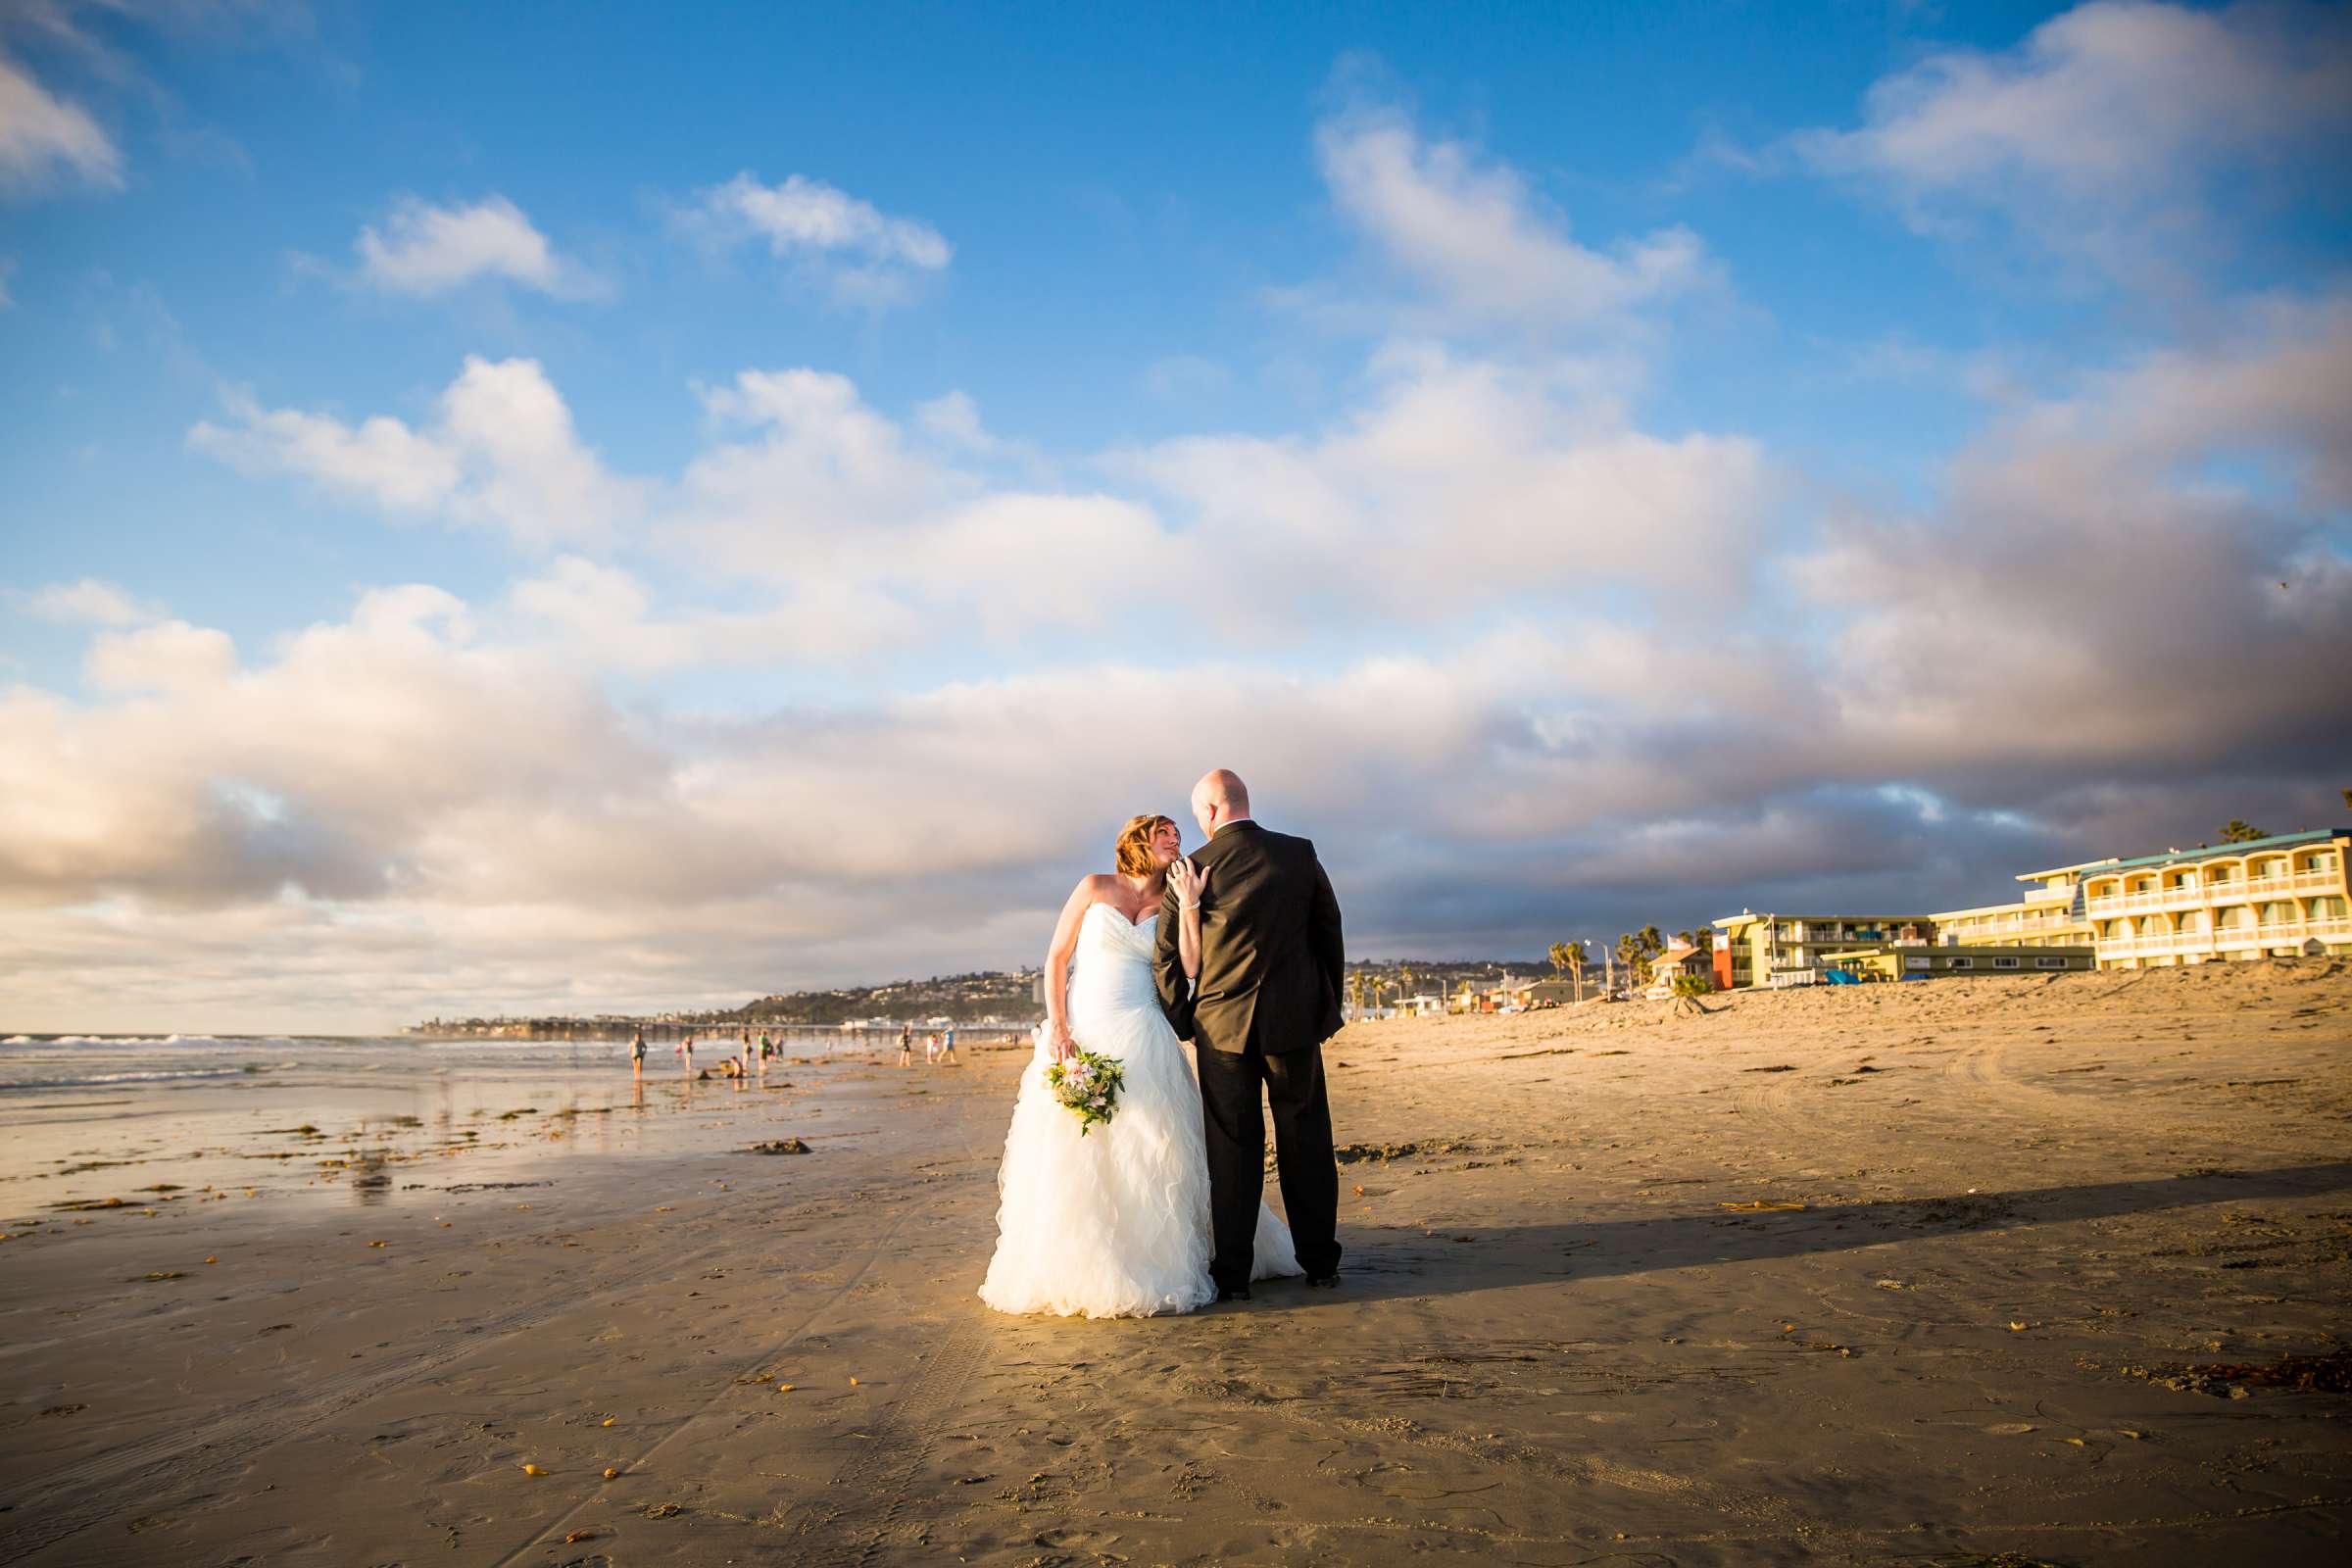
[1154,768,1346,1299]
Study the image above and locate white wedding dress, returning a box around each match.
[979,904,1298,1317]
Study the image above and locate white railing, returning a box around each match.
[2097,918,2351,959]
[2086,867,2345,917]
[1943,916,2084,940]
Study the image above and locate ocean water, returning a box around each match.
[0,1029,902,1093]
[0,1030,896,1207]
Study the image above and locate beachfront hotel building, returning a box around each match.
[2069,829,2350,967]
[1930,862,2098,950]
[1710,913,1937,989]
[1929,828,2352,972]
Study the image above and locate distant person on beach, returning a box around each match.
[630,1031,646,1076]
[940,1024,959,1067]
[898,1023,914,1067]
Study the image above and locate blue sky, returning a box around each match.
[3,1,2348,1030]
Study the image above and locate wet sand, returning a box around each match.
[3,962,2349,1565]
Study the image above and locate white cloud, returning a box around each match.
[914,389,997,452]
[1791,1,2352,273]
[1122,347,1770,625]
[189,387,463,511]
[1314,103,1709,330]
[699,172,950,268]
[25,577,164,626]
[86,619,236,693]
[686,171,950,305]
[0,48,121,193]
[188,356,644,548]
[500,556,915,674]
[354,194,600,298]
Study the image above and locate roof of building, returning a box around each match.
[1712,912,1935,930]
[2021,827,2348,882]
[1932,897,2090,920]
[2012,858,2122,882]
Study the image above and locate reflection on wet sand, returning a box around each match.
[0,1030,860,1211]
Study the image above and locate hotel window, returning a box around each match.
[2259,901,2294,926]
[1948,957,1975,969]
[2311,897,2347,921]
[1994,956,2021,969]
[2035,956,2068,968]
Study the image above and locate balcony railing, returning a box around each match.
[2085,868,2346,916]
[1942,915,2085,940]
[2096,917,2351,959]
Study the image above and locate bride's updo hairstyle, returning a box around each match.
[1115,814,1176,877]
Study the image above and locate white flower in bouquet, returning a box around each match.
[1046,1045,1125,1135]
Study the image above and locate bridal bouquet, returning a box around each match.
[1045,1045,1124,1135]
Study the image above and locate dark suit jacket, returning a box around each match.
[1153,820,1345,1054]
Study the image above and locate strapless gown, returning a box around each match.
[979,903,1298,1317]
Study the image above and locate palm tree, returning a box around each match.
[2220,820,2269,843]
[1397,963,1417,1006]
[1547,941,1573,977]
[1345,972,1364,1018]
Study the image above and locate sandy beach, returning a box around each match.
[3,962,2348,1566]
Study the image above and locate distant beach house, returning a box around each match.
[1642,942,1714,999]
[1520,977,1586,1006]
[1452,975,1552,1012]
[1711,913,1936,989]
[1829,946,2095,981]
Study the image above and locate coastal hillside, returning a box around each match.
[415,957,1558,1035]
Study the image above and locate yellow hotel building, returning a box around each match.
[1934,828,2351,970]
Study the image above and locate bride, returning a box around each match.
[979,812,1298,1317]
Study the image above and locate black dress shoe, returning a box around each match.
[1303,1273,1339,1288]
[1215,1285,1251,1302]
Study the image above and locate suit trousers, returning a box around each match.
[1195,1040,1342,1288]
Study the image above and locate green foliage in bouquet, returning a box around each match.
[1046,1045,1125,1135]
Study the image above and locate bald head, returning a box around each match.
[1189,768,1251,839]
